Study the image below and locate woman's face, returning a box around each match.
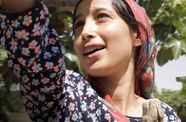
[73,0,140,77]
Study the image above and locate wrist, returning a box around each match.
[1,0,37,13]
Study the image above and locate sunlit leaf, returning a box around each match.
[164,36,179,48]
[170,42,182,59]
[181,38,186,53]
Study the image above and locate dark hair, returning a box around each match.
[72,0,148,70]
[72,0,83,34]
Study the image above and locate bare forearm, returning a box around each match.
[1,0,39,13]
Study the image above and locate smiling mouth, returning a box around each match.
[84,46,105,56]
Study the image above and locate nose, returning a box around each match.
[82,32,95,41]
[81,22,96,41]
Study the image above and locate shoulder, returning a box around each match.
[160,101,181,122]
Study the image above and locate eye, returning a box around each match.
[97,13,110,20]
[74,21,84,30]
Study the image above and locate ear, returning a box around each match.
[133,32,142,47]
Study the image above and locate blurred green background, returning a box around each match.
[0,0,186,121]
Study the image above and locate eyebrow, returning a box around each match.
[75,13,83,23]
[75,7,113,22]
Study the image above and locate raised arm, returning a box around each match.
[0,1,67,121]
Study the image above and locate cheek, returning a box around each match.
[100,23,128,41]
[102,24,133,55]
[102,20,132,39]
[73,40,79,55]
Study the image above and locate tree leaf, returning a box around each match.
[176,76,186,97]
[153,24,175,42]
[157,36,183,65]
[138,0,163,18]
[157,47,174,66]
[181,38,186,53]
[176,76,186,83]
[164,36,186,59]
[170,42,182,59]
[164,36,180,48]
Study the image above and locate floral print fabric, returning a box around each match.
[0,1,180,122]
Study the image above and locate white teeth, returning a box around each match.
[84,47,104,55]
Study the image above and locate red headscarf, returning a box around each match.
[125,0,156,99]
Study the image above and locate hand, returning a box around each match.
[1,0,37,13]
[142,99,167,122]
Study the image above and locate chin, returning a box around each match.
[85,67,108,77]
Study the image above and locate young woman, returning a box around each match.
[0,0,181,121]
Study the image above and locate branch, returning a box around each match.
[44,0,79,11]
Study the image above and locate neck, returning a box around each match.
[94,60,137,115]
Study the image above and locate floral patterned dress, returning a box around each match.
[0,1,181,122]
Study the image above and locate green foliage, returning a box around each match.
[176,76,186,96]
[177,76,186,83]
[154,75,186,121]
[140,0,186,66]
[0,88,23,112]
[154,90,186,121]
[157,34,186,65]
[154,0,186,65]
[139,0,164,17]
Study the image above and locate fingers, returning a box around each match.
[142,99,159,122]
[142,99,167,122]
